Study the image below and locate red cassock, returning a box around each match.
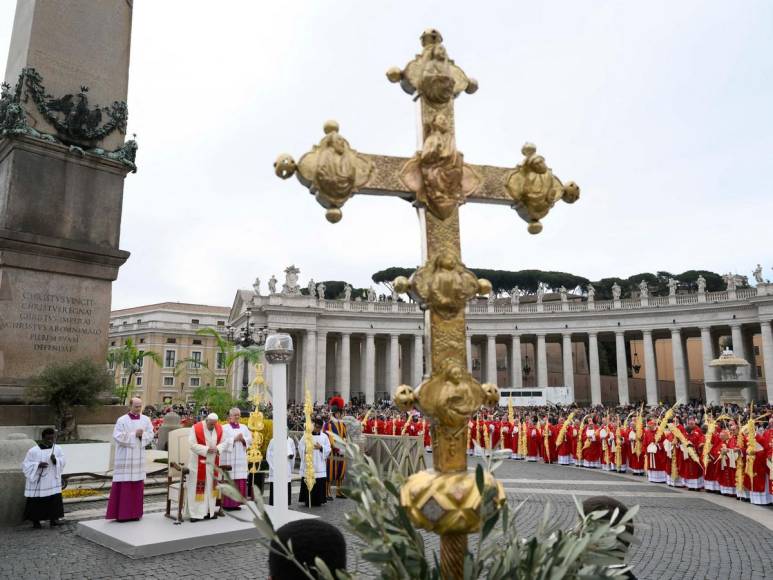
[703,433,721,488]
[643,430,669,472]
[405,421,420,437]
[510,423,521,455]
[626,429,645,472]
[600,426,613,468]
[583,426,602,464]
[538,424,557,463]
[566,426,577,459]
[743,434,770,494]
[767,431,773,495]
[489,421,501,449]
[618,427,629,468]
[717,438,739,491]
[500,421,514,451]
[526,423,540,458]
[423,422,431,448]
[677,426,705,481]
[557,422,572,458]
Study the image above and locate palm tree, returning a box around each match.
[175,327,263,400]
[107,337,162,404]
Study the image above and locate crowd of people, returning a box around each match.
[337,400,773,506]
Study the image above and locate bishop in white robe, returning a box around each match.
[186,413,228,520]
[106,398,154,521]
[220,407,253,510]
[22,428,66,528]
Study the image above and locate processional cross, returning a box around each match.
[274,29,580,579]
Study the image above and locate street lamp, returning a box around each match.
[631,346,641,375]
[226,307,268,399]
[522,354,532,385]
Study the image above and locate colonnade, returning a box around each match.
[465,319,773,405]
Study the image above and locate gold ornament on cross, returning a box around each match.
[275,29,580,579]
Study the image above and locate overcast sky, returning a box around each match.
[2,1,772,309]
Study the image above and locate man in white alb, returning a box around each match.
[106,398,154,521]
[220,407,252,510]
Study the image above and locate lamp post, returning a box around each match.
[227,307,268,399]
[522,354,532,387]
[264,333,294,511]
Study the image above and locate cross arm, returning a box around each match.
[274,121,579,232]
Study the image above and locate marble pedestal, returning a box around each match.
[0,136,131,402]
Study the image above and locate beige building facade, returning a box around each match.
[230,269,773,406]
[109,303,231,405]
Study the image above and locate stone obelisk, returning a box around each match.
[0,0,134,402]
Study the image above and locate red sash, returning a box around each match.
[193,421,222,501]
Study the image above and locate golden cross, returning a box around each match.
[274,29,579,580]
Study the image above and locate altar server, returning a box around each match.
[298,417,331,507]
[267,432,296,505]
[22,428,65,528]
[106,398,154,521]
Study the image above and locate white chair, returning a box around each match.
[165,427,191,523]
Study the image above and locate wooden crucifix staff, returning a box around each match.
[274,28,580,580]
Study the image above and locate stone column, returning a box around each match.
[339,333,351,402]
[412,334,423,386]
[304,330,317,398]
[700,326,719,404]
[615,331,630,405]
[588,332,602,405]
[537,333,548,389]
[364,332,376,403]
[562,333,574,401]
[642,330,658,406]
[671,328,688,403]
[466,333,473,371]
[731,324,748,379]
[388,334,400,392]
[316,331,328,403]
[759,320,773,402]
[510,335,523,389]
[486,334,498,385]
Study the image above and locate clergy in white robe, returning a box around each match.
[186,413,228,520]
[106,398,154,521]
[267,436,296,505]
[220,407,253,510]
[22,428,66,528]
[298,417,331,507]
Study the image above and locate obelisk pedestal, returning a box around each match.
[0,0,134,403]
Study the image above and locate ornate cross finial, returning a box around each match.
[274,30,581,579]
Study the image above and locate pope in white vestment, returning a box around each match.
[186,413,228,520]
[22,428,66,528]
[106,398,155,521]
[220,408,253,509]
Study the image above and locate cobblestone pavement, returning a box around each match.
[3,459,773,580]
